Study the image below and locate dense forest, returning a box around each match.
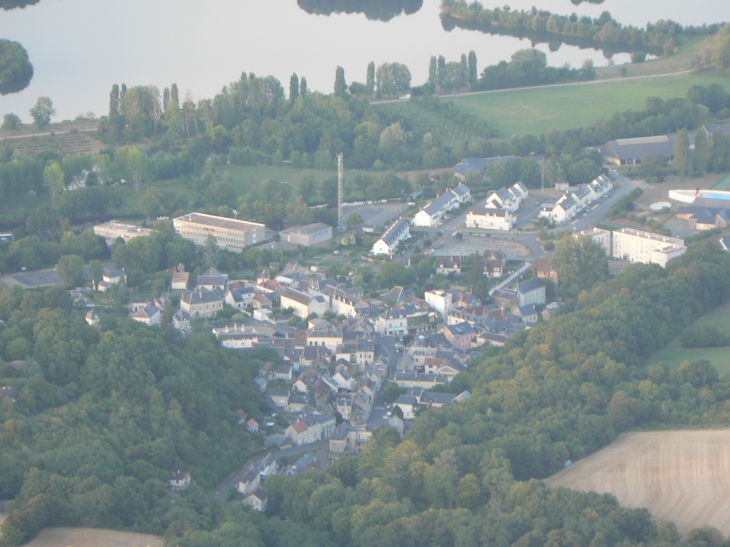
[441,0,721,58]
[0,40,33,95]
[297,0,422,21]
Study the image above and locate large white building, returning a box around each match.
[281,287,328,318]
[173,213,265,252]
[412,184,471,227]
[425,289,452,319]
[612,228,686,267]
[465,206,513,231]
[372,219,410,255]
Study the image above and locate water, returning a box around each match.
[1,0,729,122]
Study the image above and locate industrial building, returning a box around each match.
[279,223,333,246]
[173,213,265,252]
[93,221,153,243]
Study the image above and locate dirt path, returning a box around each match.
[371,69,694,105]
[546,430,730,536]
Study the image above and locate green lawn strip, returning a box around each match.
[448,72,730,137]
[649,301,730,376]
[711,176,730,190]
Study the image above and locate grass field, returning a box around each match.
[546,430,730,536]
[649,301,730,376]
[712,176,730,190]
[19,527,162,547]
[448,72,730,138]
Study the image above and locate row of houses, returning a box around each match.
[372,218,410,255]
[539,175,613,225]
[412,184,471,227]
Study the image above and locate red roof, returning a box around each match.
[291,421,308,433]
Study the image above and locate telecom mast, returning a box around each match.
[337,152,345,232]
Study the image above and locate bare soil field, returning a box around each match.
[21,527,162,547]
[545,430,730,536]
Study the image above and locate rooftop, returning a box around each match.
[174,212,264,231]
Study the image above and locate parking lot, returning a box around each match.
[431,236,529,259]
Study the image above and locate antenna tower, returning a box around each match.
[337,152,345,232]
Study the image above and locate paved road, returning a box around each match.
[489,261,532,295]
[213,438,329,501]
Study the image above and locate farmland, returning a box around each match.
[649,301,730,376]
[545,430,730,536]
[20,527,162,547]
[447,72,730,137]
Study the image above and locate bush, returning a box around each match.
[680,324,730,348]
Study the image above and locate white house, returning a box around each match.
[375,307,408,335]
[170,471,191,491]
[281,287,328,319]
[517,278,546,306]
[485,183,525,213]
[372,219,410,255]
[425,289,452,319]
[412,184,470,227]
[465,206,513,231]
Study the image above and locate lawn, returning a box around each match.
[649,301,730,377]
[447,72,730,138]
[712,175,730,190]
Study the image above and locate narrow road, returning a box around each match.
[489,261,532,296]
[371,69,694,105]
[213,438,329,501]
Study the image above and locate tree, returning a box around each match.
[289,73,299,103]
[29,96,54,129]
[384,382,406,404]
[115,146,149,193]
[347,212,363,227]
[43,161,64,208]
[300,77,308,96]
[203,234,219,268]
[366,62,375,95]
[711,128,729,173]
[429,56,438,91]
[0,39,33,95]
[553,233,608,299]
[639,153,668,181]
[334,66,347,98]
[694,129,709,174]
[468,50,477,89]
[57,254,85,287]
[673,129,692,177]
[2,113,21,130]
[89,259,103,291]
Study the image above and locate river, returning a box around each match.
[1,0,729,122]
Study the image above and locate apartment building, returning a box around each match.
[173,212,265,252]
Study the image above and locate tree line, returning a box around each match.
[296,0,422,22]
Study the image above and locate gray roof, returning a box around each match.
[380,219,409,246]
[423,191,456,215]
[451,183,470,198]
[601,135,676,161]
[182,289,223,305]
[468,206,508,217]
[281,288,312,306]
[518,278,545,294]
[283,222,333,235]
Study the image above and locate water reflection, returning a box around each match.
[297,0,423,21]
[1,0,40,10]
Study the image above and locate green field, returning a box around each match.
[712,176,730,190]
[448,72,730,138]
[649,302,730,376]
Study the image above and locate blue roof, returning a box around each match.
[518,278,545,294]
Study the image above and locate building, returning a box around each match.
[465,206,513,231]
[436,256,461,275]
[375,307,408,335]
[485,183,527,212]
[483,249,507,278]
[244,488,268,512]
[99,268,126,293]
[171,271,189,291]
[517,278,546,306]
[280,223,333,246]
[170,471,191,491]
[132,301,162,326]
[213,325,260,348]
[601,135,676,166]
[412,184,470,227]
[372,219,410,255]
[93,221,152,244]
[611,228,686,267]
[700,124,730,146]
[181,289,224,318]
[425,289,452,319]
[281,287,328,319]
[453,156,516,181]
[440,322,477,351]
[579,227,612,256]
[196,267,228,291]
[173,212,265,252]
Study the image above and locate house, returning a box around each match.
[85,309,99,326]
[170,470,191,491]
[236,409,247,424]
[465,206,513,231]
[375,307,408,336]
[244,488,268,512]
[601,135,676,166]
[225,286,256,309]
[412,184,470,227]
[307,319,342,350]
[517,278,546,306]
[173,310,191,332]
[483,249,507,278]
[281,287,328,319]
[425,289,452,318]
[372,218,410,255]
[267,388,289,408]
[181,289,224,318]
[196,267,228,292]
[513,304,539,324]
[539,194,578,224]
[274,364,293,381]
[171,271,189,291]
[440,322,477,351]
[436,256,461,275]
[247,418,259,433]
[485,184,525,212]
[99,268,126,292]
[394,394,419,419]
[238,469,261,495]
